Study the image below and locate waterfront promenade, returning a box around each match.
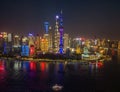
[0,55,111,63]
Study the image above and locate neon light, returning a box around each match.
[30,45,35,56]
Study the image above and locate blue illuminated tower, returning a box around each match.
[59,10,64,54]
[44,22,49,34]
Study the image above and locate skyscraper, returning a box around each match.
[59,10,64,54]
[54,15,60,53]
[44,21,53,52]
[64,33,69,52]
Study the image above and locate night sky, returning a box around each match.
[0,0,120,40]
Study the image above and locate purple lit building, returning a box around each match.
[59,10,64,54]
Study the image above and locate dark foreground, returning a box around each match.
[0,57,120,92]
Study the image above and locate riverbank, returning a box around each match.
[0,55,112,63]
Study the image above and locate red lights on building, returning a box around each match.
[30,45,35,56]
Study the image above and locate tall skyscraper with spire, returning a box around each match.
[54,10,64,54]
[59,10,64,54]
[54,15,60,53]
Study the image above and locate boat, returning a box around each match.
[52,84,63,91]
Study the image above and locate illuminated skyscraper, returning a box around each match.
[35,34,40,50]
[44,22,49,34]
[1,32,9,54]
[28,33,35,47]
[28,33,35,56]
[40,38,48,53]
[48,26,53,52]
[43,34,49,52]
[44,22,53,52]
[64,33,69,52]
[54,15,60,53]
[21,36,29,56]
[12,34,21,55]
[59,10,64,54]
[0,33,4,53]
[13,35,20,47]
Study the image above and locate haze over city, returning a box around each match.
[0,0,120,39]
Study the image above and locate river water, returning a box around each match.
[0,57,120,92]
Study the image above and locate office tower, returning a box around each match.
[21,45,29,56]
[8,33,12,42]
[28,33,35,47]
[28,33,35,56]
[13,35,20,46]
[1,32,7,41]
[44,22,49,34]
[48,26,53,52]
[40,38,48,53]
[1,32,8,54]
[12,35,21,55]
[44,21,53,52]
[7,33,13,54]
[36,34,41,50]
[21,36,29,56]
[0,33,4,53]
[64,33,69,52]
[43,34,49,53]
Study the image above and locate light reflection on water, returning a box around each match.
[0,59,104,92]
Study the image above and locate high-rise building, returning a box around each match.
[21,36,29,56]
[13,35,20,47]
[64,33,69,52]
[0,33,4,53]
[1,32,7,41]
[12,34,21,55]
[44,22,49,34]
[43,34,49,52]
[28,33,35,47]
[1,32,9,54]
[40,38,48,53]
[48,26,53,52]
[44,21,53,52]
[54,15,60,53]
[59,10,64,54]
[35,34,41,50]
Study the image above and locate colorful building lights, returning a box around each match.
[59,10,64,54]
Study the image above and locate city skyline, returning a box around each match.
[0,0,120,40]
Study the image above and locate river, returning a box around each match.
[0,56,120,92]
